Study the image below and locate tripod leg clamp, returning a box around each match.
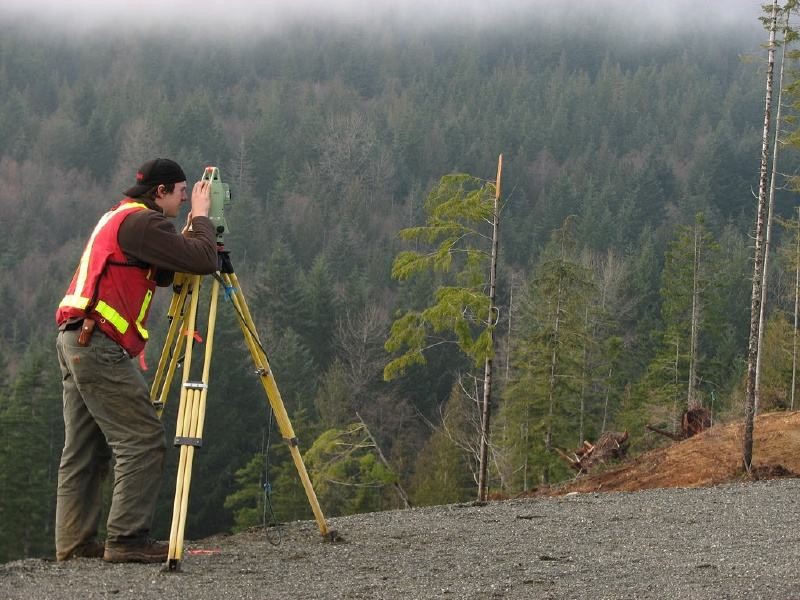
[183,381,208,390]
[175,436,203,447]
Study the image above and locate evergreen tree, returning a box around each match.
[268,328,318,418]
[0,347,63,561]
[619,226,664,379]
[499,218,595,489]
[298,255,339,370]
[757,313,795,411]
[314,360,353,429]
[384,173,499,380]
[249,240,307,338]
[224,454,268,533]
[635,214,721,435]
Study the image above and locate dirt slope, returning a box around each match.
[548,410,800,494]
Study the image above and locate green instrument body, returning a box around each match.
[201,166,230,241]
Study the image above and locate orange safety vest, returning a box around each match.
[56,200,157,357]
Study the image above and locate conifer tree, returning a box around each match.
[224,454,268,532]
[268,328,318,418]
[384,168,502,499]
[250,240,308,337]
[383,172,500,380]
[0,348,63,561]
[499,218,595,488]
[640,214,719,429]
[299,255,339,369]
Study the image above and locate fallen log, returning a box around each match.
[645,424,684,441]
[646,407,713,441]
[558,431,629,474]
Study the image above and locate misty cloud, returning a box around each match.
[0,0,765,38]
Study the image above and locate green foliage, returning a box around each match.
[305,424,399,516]
[410,429,474,506]
[298,255,339,370]
[0,347,63,562]
[269,452,314,523]
[268,328,318,418]
[756,313,796,411]
[224,454,267,533]
[385,174,497,380]
[314,360,354,429]
[498,219,596,489]
[640,213,721,422]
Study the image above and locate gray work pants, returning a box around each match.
[55,328,166,560]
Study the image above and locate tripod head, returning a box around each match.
[201,166,231,242]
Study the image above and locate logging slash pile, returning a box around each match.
[557,430,630,474]
[547,410,800,495]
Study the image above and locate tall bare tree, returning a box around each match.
[744,0,780,472]
[793,207,800,409]
[687,219,703,409]
[477,155,502,502]
[755,2,793,415]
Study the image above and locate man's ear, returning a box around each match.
[156,184,166,197]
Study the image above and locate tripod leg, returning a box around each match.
[166,276,220,571]
[150,276,192,416]
[222,272,334,540]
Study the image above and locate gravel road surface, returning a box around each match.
[2,478,799,599]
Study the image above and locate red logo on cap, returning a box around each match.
[136,172,144,181]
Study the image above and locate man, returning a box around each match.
[54,158,218,563]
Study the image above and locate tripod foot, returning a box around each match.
[323,529,343,543]
[161,558,182,573]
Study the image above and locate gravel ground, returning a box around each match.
[2,478,800,600]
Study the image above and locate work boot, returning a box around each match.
[103,539,169,564]
[59,540,105,561]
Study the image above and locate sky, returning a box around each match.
[0,0,766,37]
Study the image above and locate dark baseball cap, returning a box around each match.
[124,158,187,197]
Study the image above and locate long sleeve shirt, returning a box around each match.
[117,198,218,285]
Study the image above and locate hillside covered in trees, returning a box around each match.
[1,1,796,563]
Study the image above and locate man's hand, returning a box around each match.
[190,180,211,219]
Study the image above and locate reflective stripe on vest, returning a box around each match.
[135,289,153,340]
[95,300,129,334]
[59,294,91,310]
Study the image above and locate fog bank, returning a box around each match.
[0,0,764,38]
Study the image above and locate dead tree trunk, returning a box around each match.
[756,3,792,415]
[744,0,779,473]
[793,207,800,410]
[477,153,503,502]
[687,220,701,409]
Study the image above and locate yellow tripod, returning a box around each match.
[150,249,335,571]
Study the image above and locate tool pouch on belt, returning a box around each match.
[77,318,96,347]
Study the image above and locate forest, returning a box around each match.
[0,2,796,563]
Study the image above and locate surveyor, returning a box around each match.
[54,158,218,563]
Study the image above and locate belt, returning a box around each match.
[60,319,84,332]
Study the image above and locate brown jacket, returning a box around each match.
[117,197,218,285]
